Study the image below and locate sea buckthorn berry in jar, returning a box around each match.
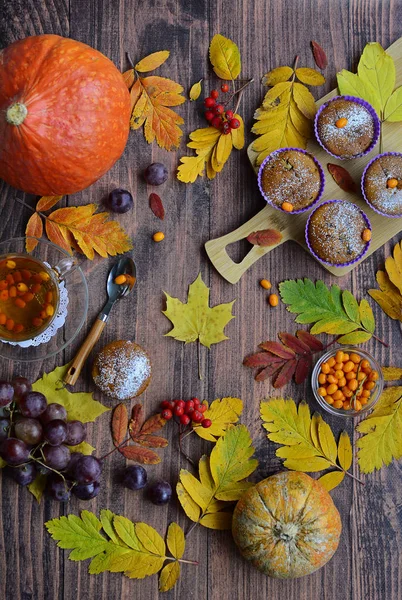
[268,294,279,307]
[327,374,338,385]
[6,260,16,269]
[335,351,344,363]
[321,362,330,374]
[260,279,271,290]
[327,383,338,395]
[338,377,347,388]
[333,400,343,409]
[345,371,356,380]
[325,395,334,405]
[328,357,336,367]
[361,359,370,370]
[342,354,350,361]
[365,381,375,391]
[317,387,327,397]
[335,370,344,379]
[343,361,355,373]
[350,353,361,363]
[357,372,366,382]
[348,379,358,392]
[369,370,379,381]
[343,401,351,410]
[334,362,343,371]
[318,374,327,385]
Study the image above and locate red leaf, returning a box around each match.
[258,341,295,359]
[129,404,145,440]
[278,332,310,355]
[243,352,280,368]
[273,359,297,388]
[25,213,43,252]
[246,229,283,247]
[255,361,284,381]
[149,193,165,220]
[140,414,167,435]
[296,330,324,351]
[327,163,357,193]
[112,404,128,447]
[295,355,312,384]
[119,445,161,464]
[135,434,168,448]
[311,41,328,69]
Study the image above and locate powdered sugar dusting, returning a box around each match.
[93,341,151,400]
[363,154,402,216]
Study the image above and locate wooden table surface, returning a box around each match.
[1,1,402,599]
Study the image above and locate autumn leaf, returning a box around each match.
[384,86,402,121]
[295,68,325,86]
[279,278,377,344]
[209,34,241,80]
[149,193,165,219]
[194,397,243,442]
[243,330,323,387]
[166,522,185,560]
[177,425,258,529]
[189,79,202,101]
[262,66,293,86]
[327,163,358,193]
[129,404,145,438]
[139,413,167,435]
[135,51,170,72]
[382,366,402,381]
[159,562,180,592]
[112,404,128,447]
[25,212,43,252]
[369,241,402,322]
[36,195,63,211]
[246,229,283,247]
[318,471,345,491]
[119,445,161,464]
[311,41,328,69]
[110,404,167,461]
[163,272,235,349]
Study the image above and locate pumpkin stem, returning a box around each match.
[273,522,299,543]
[6,102,28,126]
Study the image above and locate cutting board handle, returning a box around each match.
[205,205,291,284]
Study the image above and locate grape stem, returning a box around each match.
[29,455,68,486]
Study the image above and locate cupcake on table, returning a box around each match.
[362,152,402,218]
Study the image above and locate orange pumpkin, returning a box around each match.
[232,471,341,578]
[0,35,131,196]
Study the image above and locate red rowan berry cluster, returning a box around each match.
[159,398,212,429]
[204,86,240,135]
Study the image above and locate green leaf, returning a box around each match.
[357,42,395,113]
[45,511,108,561]
[359,299,375,332]
[337,69,381,114]
[342,290,360,323]
[135,522,166,556]
[337,331,373,345]
[317,416,337,463]
[384,85,402,121]
[113,516,142,550]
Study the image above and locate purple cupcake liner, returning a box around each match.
[257,147,325,215]
[314,95,381,160]
[305,199,372,268]
[361,152,402,219]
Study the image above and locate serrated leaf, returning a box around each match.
[296,329,324,351]
[262,66,294,86]
[129,404,145,438]
[384,85,402,122]
[159,561,180,592]
[295,67,325,86]
[342,290,360,323]
[318,471,345,491]
[284,456,332,472]
[100,510,121,545]
[382,367,402,381]
[199,512,232,530]
[135,522,165,556]
[359,299,375,332]
[293,82,317,119]
[113,516,142,550]
[311,41,328,69]
[338,431,353,471]
[25,213,43,252]
[337,331,373,345]
[163,272,235,349]
[135,51,170,72]
[36,195,63,211]
[134,435,168,448]
[273,359,297,388]
[189,79,202,101]
[194,397,243,441]
[112,404,128,447]
[337,69,381,115]
[166,523,185,559]
[179,470,212,510]
[139,413,166,435]
[119,445,161,464]
[45,511,108,561]
[209,34,241,80]
[369,266,402,322]
[176,482,201,522]
[357,42,395,113]
[318,417,338,463]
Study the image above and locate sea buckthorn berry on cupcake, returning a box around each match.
[258,148,324,213]
[362,152,402,217]
[315,96,380,159]
[387,178,399,189]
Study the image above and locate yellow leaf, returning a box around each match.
[130,89,151,129]
[159,561,180,592]
[176,483,200,522]
[310,413,321,450]
[189,79,202,100]
[166,523,185,560]
[284,456,332,472]
[179,470,212,510]
[385,249,402,295]
[276,444,320,459]
[135,522,166,556]
[337,69,381,115]
[368,289,402,321]
[262,81,292,108]
[177,127,220,183]
[369,242,402,321]
[262,66,293,86]
[194,397,243,441]
[163,272,235,349]
[318,471,345,491]
[384,85,402,121]
[295,67,325,86]
[25,212,43,252]
[189,126,221,143]
[289,99,312,138]
[199,512,232,530]
[122,69,135,89]
[36,195,63,211]
[214,481,254,501]
[337,431,353,471]
[382,366,402,381]
[135,51,170,72]
[209,34,241,80]
[293,82,317,120]
[213,133,233,171]
[206,156,217,180]
[177,154,209,183]
[129,79,142,111]
[230,114,245,149]
[27,474,47,503]
[357,42,395,113]
[210,425,258,492]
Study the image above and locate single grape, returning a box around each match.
[73,456,102,485]
[122,465,147,491]
[19,391,47,418]
[45,474,71,502]
[65,421,86,446]
[40,403,67,425]
[11,376,31,401]
[143,162,168,186]
[0,381,14,408]
[14,417,43,445]
[106,188,133,214]
[73,481,100,500]
[44,420,67,446]
[0,418,10,442]
[0,437,30,465]
[65,451,83,477]
[5,463,36,486]
[148,480,172,506]
[43,444,70,470]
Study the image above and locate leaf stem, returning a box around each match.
[164,556,199,566]
[185,521,199,538]
[179,429,195,466]
[370,331,389,347]
[225,78,254,112]
[126,52,135,69]
[197,339,202,380]
[99,436,131,461]
[336,464,365,485]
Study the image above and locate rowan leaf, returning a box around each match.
[246,229,283,247]
[356,387,402,473]
[194,397,243,442]
[119,445,161,464]
[166,523,185,560]
[163,272,235,349]
[25,212,43,252]
[295,68,325,86]
[368,241,402,322]
[139,413,167,435]
[149,193,165,220]
[327,163,358,193]
[135,51,170,72]
[176,483,201,521]
[209,34,241,80]
[177,127,221,183]
[212,132,233,172]
[122,69,135,89]
[318,471,345,491]
[230,113,245,149]
[199,512,233,530]
[189,79,202,101]
[384,85,402,122]
[262,66,294,86]
[112,404,128,447]
[318,416,338,463]
[311,41,328,69]
[159,562,180,592]
[129,404,145,438]
[293,82,317,119]
[135,435,168,448]
[382,367,402,381]
[338,431,353,471]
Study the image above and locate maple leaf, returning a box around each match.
[163,272,235,351]
[209,34,241,80]
[260,398,354,490]
[243,330,323,387]
[369,241,402,322]
[279,278,378,345]
[189,79,202,101]
[177,425,258,530]
[194,397,243,442]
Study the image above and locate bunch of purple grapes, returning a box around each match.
[0,377,102,502]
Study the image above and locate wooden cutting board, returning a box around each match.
[205,37,402,284]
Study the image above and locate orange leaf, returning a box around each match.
[140,414,167,435]
[122,69,135,89]
[327,163,357,193]
[246,229,283,247]
[135,434,168,448]
[112,404,128,447]
[149,193,165,220]
[130,79,141,111]
[119,445,161,464]
[45,220,72,254]
[129,404,145,439]
[25,213,43,252]
[36,195,63,212]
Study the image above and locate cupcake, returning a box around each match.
[257,148,324,214]
[362,152,402,217]
[306,200,371,267]
[314,96,380,159]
